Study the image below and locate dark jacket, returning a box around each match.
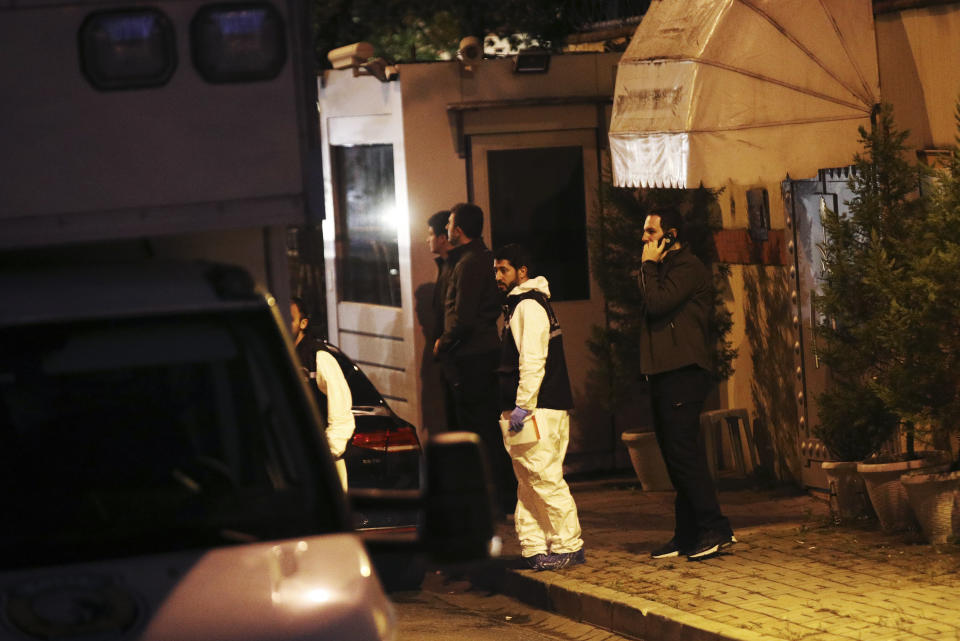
[638,245,713,376]
[430,256,451,344]
[437,238,501,357]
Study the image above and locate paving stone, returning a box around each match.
[486,477,960,641]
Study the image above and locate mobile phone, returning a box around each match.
[661,231,677,250]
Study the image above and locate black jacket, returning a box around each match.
[638,245,713,376]
[430,256,451,344]
[437,239,501,357]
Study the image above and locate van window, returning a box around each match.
[0,313,339,569]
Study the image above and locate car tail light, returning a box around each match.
[190,2,286,83]
[351,425,419,453]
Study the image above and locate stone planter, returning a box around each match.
[901,469,960,544]
[821,461,873,522]
[857,451,952,532]
[621,429,673,491]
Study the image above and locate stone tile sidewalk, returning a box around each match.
[485,474,960,641]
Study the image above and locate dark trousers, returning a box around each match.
[444,349,517,515]
[649,366,732,547]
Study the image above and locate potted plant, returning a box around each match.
[892,100,960,543]
[814,381,896,522]
[816,103,951,532]
[588,183,736,489]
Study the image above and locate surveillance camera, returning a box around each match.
[457,36,483,64]
[327,42,374,70]
[361,58,399,82]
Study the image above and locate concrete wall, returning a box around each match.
[711,182,800,482]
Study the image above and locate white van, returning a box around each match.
[0,261,496,641]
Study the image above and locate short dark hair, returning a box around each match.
[494,243,535,277]
[650,206,685,241]
[291,295,309,320]
[428,210,450,236]
[450,202,483,239]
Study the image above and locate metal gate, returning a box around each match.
[784,168,855,496]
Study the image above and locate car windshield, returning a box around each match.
[0,312,341,569]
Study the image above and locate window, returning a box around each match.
[488,146,590,301]
[0,313,338,568]
[333,144,401,307]
[79,8,177,91]
[191,2,287,83]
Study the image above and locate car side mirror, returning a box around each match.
[348,431,498,564]
[422,431,498,562]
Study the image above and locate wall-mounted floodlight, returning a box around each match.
[513,48,550,74]
[327,42,374,70]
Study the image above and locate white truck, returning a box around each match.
[1,0,319,293]
[0,2,497,639]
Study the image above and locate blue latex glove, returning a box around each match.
[509,406,532,432]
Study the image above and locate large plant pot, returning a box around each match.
[901,470,960,544]
[621,430,673,491]
[822,461,873,522]
[857,451,951,532]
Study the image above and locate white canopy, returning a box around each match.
[609,0,880,188]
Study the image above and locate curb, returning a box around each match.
[496,566,783,641]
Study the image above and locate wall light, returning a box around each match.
[513,48,550,74]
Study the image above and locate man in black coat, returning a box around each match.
[426,209,457,432]
[433,202,516,516]
[639,206,736,561]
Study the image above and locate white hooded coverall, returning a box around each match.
[503,276,583,557]
[315,350,355,491]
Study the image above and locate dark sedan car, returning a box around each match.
[301,341,423,532]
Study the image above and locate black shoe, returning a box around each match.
[650,538,686,559]
[687,532,737,560]
[539,548,586,570]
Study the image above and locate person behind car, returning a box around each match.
[425,209,458,433]
[290,296,355,491]
[494,243,584,571]
[433,203,517,517]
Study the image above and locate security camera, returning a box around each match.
[361,58,399,82]
[457,36,483,64]
[327,42,374,70]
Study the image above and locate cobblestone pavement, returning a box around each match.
[486,475,960,641]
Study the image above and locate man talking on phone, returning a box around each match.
[639,207,736,561]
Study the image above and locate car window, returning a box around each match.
[0,312,341,569]
[326,346,388,408]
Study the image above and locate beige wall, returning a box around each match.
[876,7,960,152]
[715,182,802,482]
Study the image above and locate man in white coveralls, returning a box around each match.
[291,296,356,491]
[493,244,584,571]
